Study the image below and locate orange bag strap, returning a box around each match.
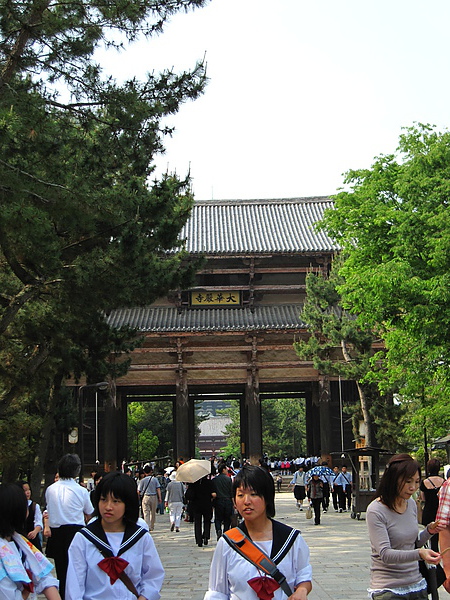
[222,528,293,597]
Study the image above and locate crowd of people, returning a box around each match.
[3,452,450,599]
[286,462,353,525]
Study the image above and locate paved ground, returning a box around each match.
[151,491,371,600]
[40,491,446,599]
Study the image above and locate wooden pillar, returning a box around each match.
[174,369,195,461]
[116,388,128,469]
[240,337,262,464]
[104,381,121,473]
[307,382,321,456]
[241,372,262,464]
[318,375,332,464]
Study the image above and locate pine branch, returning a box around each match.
[0,159,69,193]
[0,0,51,89]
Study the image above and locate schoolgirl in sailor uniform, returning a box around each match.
[0,483,60,600]
[66,472,164,600]
[204,465,312,600]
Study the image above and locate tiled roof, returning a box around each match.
[107,304,306,333]
[199,416,232,437]
[181,198,338,254]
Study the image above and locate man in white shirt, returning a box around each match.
[45,453,94,599]
[335,465,353,512]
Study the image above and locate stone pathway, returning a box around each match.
[40,491,445,599]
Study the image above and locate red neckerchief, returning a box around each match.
[248,575,280,600]
[97,556,129,584]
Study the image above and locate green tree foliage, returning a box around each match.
[127,399,205,461]
[0,0,209,479]
[128,401,173,460]
[128,403,160,461]
[262,398,306,458]
[219,398,306,459]
[320,124,450,450]
[294,266,403,449]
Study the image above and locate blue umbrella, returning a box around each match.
[305,466,334,482]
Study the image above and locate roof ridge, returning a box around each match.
[107,304,307,332]
[193,197,332,205]
[114,303,303,312]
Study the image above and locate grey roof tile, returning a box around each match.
[181,197,338,254]
[107,304,306,333]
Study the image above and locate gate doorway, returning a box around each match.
[113,380,357,468]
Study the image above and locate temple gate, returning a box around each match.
[77,198,359,469]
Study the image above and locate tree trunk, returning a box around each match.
[2,460,18,483]
[341,340,373,447]
[31,379,60,505]
[0,0,51,88]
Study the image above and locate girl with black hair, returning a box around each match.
[366,453,444,600]
[204,464,312,600]
[65,471,164,600]
[0,483,60,599]
[16,481,43,552]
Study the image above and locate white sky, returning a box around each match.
[97,0,450,201]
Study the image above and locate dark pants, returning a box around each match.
[338,485,351,510]
[344,484,352,509]
[333,485,342,510]
[311,498,322,524]
[321,482,330,510]
[194,507,212,546]
[47,525,83,599]
[214,498,233,537]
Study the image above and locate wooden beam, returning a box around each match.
[134,344,298,353]
[115,375,321,386]
[188,285,306,291]
[142,329,307,338]
[197,267,323,274]
[129,361,314,371]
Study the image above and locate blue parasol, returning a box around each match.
[305,465,334,482]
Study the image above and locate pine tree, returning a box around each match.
[0,0,209,480]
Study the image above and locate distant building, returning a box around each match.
[198,416,232,458]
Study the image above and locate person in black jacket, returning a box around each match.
[185,475,214,547]
[212,462,234,540]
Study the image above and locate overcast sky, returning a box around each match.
[97,0,450,201]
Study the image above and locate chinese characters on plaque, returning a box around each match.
[190,291,242,306]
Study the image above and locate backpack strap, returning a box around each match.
[223,526,293,597]
[237,520,299,564]
[141,475,153,497]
